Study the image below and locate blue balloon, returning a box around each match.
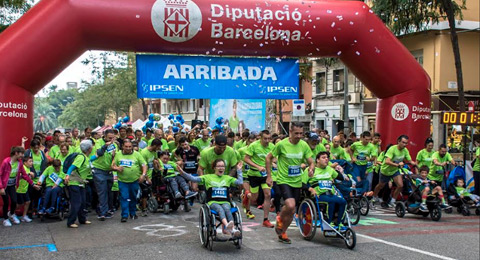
[123,116,130,123]
[172,126,179,133]
[142,125,147,133]
[168,114,174,120]
[148,113,155,121]
[145,120,154,128]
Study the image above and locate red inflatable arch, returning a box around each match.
[0,0,431,159]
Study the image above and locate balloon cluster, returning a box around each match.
[142,113,161,133]
[113,116,130,129]
[167,114,185,133]
[212,117,225,133]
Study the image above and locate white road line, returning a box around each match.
[357,233,457,260]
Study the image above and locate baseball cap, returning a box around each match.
[215,135,227,146]
[45,136,53,142]
[309,132,320,141]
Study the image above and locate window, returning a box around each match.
[162,103,166,113]
[315,72,326,94]
[411,49,423,67]
[333,69,344,92]
[190,100,196,112]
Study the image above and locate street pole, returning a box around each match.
[203,98,207,123]
[343,65,350,135]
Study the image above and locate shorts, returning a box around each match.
[16,192,30,204]
[278,184,301,203]
[248,176,270,193]
[379,171,401,184]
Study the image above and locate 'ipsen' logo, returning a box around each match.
[151,0,202,43]
[391,103,409,121]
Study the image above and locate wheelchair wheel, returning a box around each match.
[430,206,441,221]
[297,199,317,240]
[147,197,159,213]
[199,206,210,247]
[461,206,470,216]
[348,201,361,225]
[359,197,369,216]
[233,209,242,249]
[395,202,406,218]
[184,199,191,212]
[58,209,65,221]
[444,207,453,214]
[344,227,356,250]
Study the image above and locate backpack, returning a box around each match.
[62,153,86,174]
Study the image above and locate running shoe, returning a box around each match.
[388,201,396,208]
[97,215,106,221]
[8,213,20,225]
[175,192,182,199]
[263,219,274,228]
[121,217,128,223]
[226,221,234,233]
[278,232,291,244]
[246,210,255,219]
[3,219,12,227]
[46,207,55,214]
[21,215,32,223]
[419,203,428,211]
[185,191,198,199]
[337,224,348,231]
[232,227,241,238]
[275,215,283,235]
[68,224,79,228]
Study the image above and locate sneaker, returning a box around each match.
[121,217,128,223]
[81,221,92,224]
[420,203,428,211]
[476,202,480,207]
[263,219,274,228]
[130,215,138,220]
[175,192,182,199]
[226,221,234,232]
[232,227,241,238]
[38,208,46,215]
[8,213,20,225]
[278,232,291,244]
[185,191,198,199]
[257,205,263,209]
[21,215,32,223]
[337,224,348,231]
[105,213,113,219]
[246,210,255,219]
[3,219,12,227]
[388,201,396,208]
[68,224,79,228]
[46,207,55,214]
[97,216,106,221]
[440,204,452,209]
[275,215,283,235]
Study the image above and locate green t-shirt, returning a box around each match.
[428,151,453,181]
[41,166,65,188]
[74,147,95,180]
[234,140,246,151]
[92,138,118,171]
[351,141,377,165]
[114,151,146,183]
[237,146,250,172]
[55,152,70,165]
[140,148,159,179]
[329,145,348,160]
[380,145,411,176]
[194,138,211,151]
[199,146,238,175]
[229,116,240,133]
[69,153,89,186]
[270,138,313,188]
[17,165,30,194]
[163,161,179,178]
[167,141,176,152]
[308,166,338,195]
[321,138,328,145]
[147,138,169,151]
[455,186,472,197]
[198,174,237,205]
[473,148,480,172]
[416,148,435,169]
[245,140,274,177]
[48,145,60,159]
[310,143,326,159]
[142,136,153,145]
[9,161,18,178]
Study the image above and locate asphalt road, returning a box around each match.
[0,204,478,260]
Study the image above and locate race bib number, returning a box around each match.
[288,166,301,177]
[272,167,278,171]
[318,180,332,189]
[185,161,196,170]
[356,153,367,161]
[260,171,267,177]
[147,162,154,170]
[7,178,16,186]
[107,144,116,153]
[119,159,134,167]
[212,187,228,199]
[49,173,59,183]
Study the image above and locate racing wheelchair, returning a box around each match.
[198,201,243,251]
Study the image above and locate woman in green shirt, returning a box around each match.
[416,138,435,174]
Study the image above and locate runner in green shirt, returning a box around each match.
[198,135,239,176]
[330,136,348,160]
[266,122,314,244]
[306,132,326,160]
[193,129,212,151]
[16,157,34,223]
[349,131,377,182]
[243,130,274,226]
[428,144,456,182]
[373,135,417,207]
[416,138,435,173]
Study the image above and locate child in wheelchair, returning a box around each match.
[36,159,65,214]
[449,178,480,207]
[415,166,451,211]
[307,152,349,230]
[179,159,243,237]
[159,152,197,200]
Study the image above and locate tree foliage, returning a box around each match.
[33,98,57,132]
[0,0,33,32]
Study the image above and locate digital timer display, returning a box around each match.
[441,112,480,126]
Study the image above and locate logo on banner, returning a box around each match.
[391,103,409,121]
[151,0,202,43]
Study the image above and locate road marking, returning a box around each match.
[0,244,57,252]
[133,223,188,238]
[358,217,398,226]
[357,234,456,260]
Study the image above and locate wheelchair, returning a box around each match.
[198,201,242,251]
[146,170,192,214]
[37,187,69,221]
[295,194,356,250]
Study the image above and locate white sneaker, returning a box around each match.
[21,215,32,223]
[3,219,12,227]
[8,213,20,225]
[226,221,234,232]
[231,227,241,237]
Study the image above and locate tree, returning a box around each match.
[33,98,57,132]
[0,0,33,33]
[372,0,467,112]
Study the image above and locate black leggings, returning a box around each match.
[272,182,282,213]
[2,186,17,219]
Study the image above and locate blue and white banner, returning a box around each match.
[210,99,265,133]
[136,55,299,99]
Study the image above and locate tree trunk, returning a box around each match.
[442,0,466,112]
[140,98,148,119]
